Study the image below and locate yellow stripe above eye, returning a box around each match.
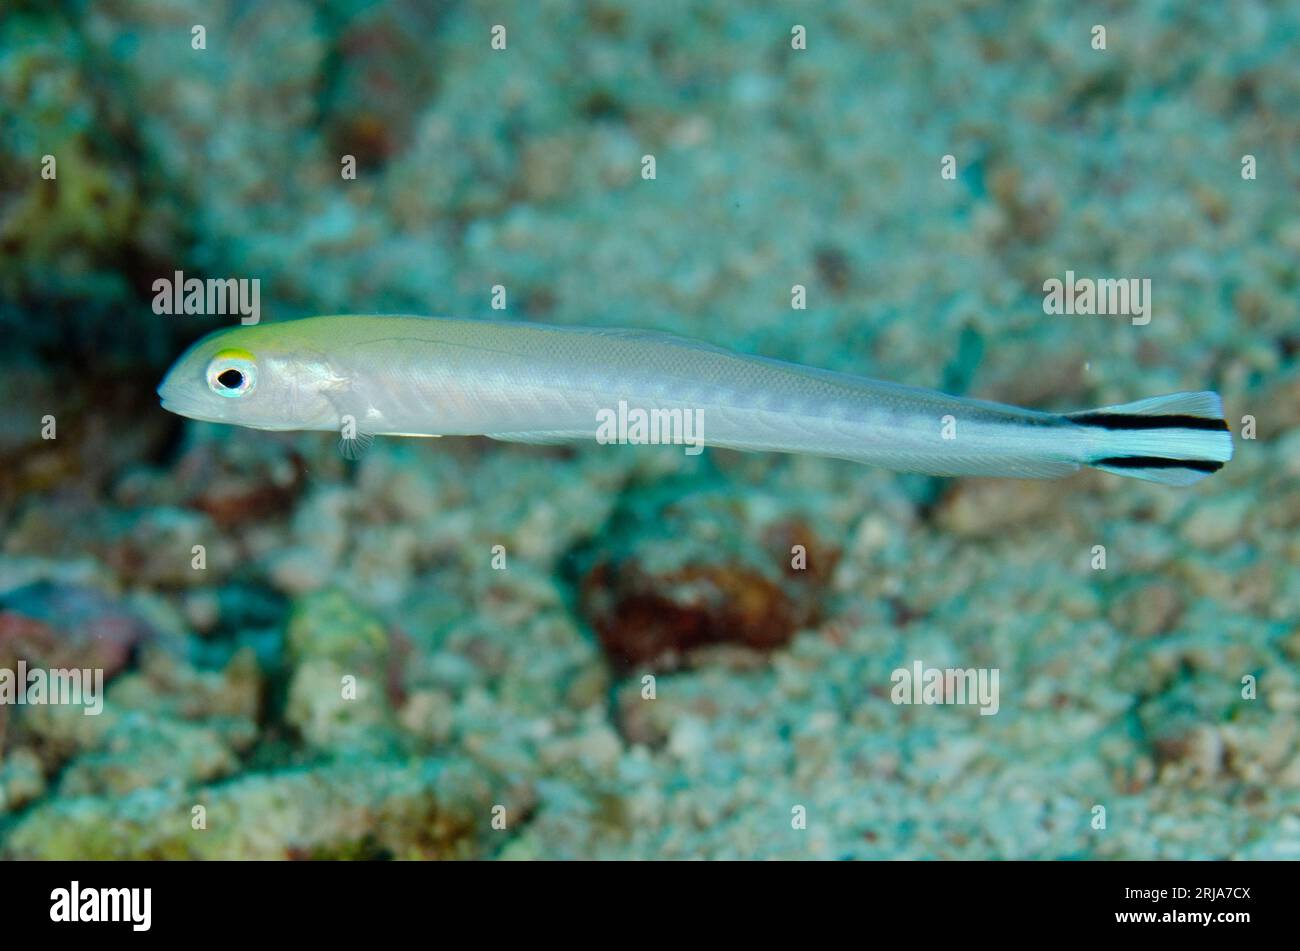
[214,347,256,362]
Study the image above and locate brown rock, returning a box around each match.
[575,486,836,671]
[0,582,153,679]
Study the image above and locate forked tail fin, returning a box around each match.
[1068,391,1233,486]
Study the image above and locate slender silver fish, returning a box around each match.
[157,315,1232,484]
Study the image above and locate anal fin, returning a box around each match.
[485,430,586,446]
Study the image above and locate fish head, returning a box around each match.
[157,323,340,431]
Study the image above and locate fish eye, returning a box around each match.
[206,349,257,397]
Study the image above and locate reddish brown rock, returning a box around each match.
[174,440,305,529]
[0,582,154,679]
[575,486,837,672]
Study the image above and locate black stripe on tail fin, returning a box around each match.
[1068,391,1233,486]
[1092,455,1224,474]
[1069,412,1230,432]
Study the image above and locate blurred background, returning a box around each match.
[0,0,1297,858]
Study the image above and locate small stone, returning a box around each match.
[667,715,709,761]
[0,749,46,814]
[934,478,1065,539]
[283,590,395,753]
[1181,494,1252,548]
[182,589,220,633]
[285,656,393,753]
[286,589,388,663]
[1108,581,1183,638]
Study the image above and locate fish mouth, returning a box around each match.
[158,397,198,420]
[156,381,210,422]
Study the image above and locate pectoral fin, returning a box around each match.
[338,429,374,460]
